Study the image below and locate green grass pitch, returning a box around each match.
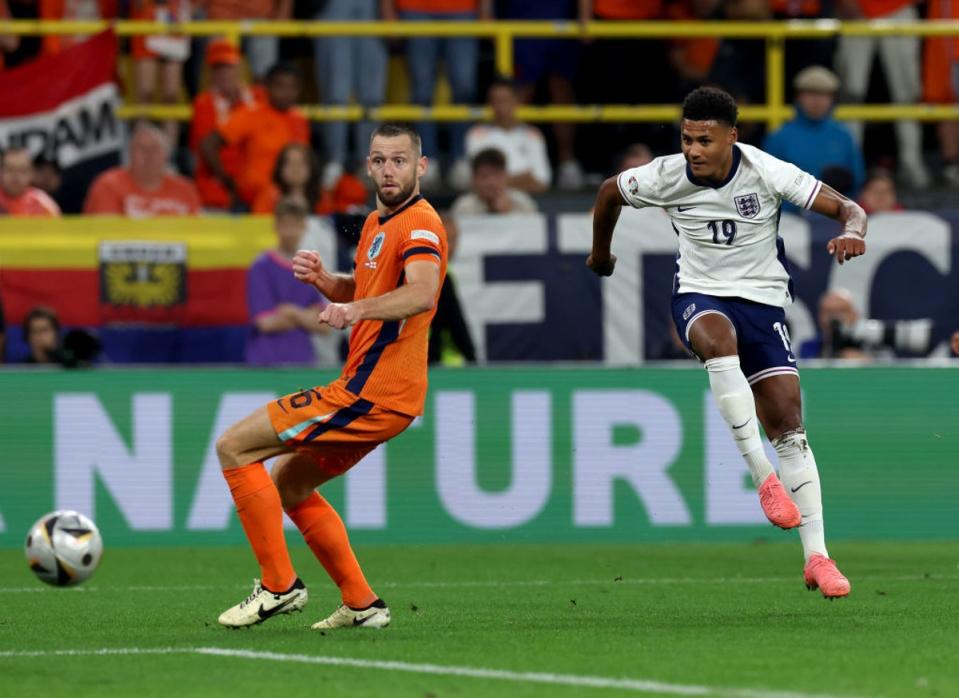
[2,541,957,698]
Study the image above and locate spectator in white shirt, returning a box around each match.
[451,148,539,215]
[464,78,551,193]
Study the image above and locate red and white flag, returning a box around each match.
[0,30,122,210]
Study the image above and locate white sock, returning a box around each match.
[705,356,774,487]
[773,430,828,561]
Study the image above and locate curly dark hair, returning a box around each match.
[272,143,321,210]
[681,87,739,126]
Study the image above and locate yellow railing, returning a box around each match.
[2,19,959,130]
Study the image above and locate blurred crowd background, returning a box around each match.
[0,0,958,367]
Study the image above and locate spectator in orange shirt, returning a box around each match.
[252,143,370,216]
[201,63,308,209]
[84,121,201,216]
[0,149,61,216]
[190,39,261,210]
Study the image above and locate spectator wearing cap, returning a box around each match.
[763,66,865,206]
[0,148,60,216]
[450,148,538,215]
[84,122,201,216]
[189,39,262,210]
[201,63,308,209]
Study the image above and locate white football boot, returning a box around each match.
[311,599,391,630]
[218,578,308,628]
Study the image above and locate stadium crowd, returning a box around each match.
[0,0,957,366]
[0,0,957,215]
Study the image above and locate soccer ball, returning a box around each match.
[24,510,103,587]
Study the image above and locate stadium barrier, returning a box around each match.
[0,366,955,548]
[0,20,958,129]
[2,209,957,363]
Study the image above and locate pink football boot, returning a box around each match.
[758,473,802,529]
[804,554,851,599]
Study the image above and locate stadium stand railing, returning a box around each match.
[1,19,958,130]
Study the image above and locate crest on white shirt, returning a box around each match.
[734,193,761,219]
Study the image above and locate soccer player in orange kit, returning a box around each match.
[216,123,448,629]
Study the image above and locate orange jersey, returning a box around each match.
[0,187,61,216]
[217,102,309,205]
[190,87,261,208]
[334,195,448,416]
[83,167,201,216]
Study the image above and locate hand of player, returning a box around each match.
[318,302,360,330]
[292,249,323,285]
[586,252,617,277]
[827,234,865,265]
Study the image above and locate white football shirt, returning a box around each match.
[616,142,822,307]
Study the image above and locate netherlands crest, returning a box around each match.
[734,193,761,218]
[368,232,386,260]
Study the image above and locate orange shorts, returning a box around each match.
[267,381,413,477]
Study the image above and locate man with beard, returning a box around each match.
[216,123,447,630]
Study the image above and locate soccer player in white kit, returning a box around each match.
[588,87,867,599]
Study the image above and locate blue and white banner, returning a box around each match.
[450,209,959,362]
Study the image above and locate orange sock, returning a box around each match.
[286,492,375,608]
[223,463,297,592]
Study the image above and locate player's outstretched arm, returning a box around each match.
[809,184,867,266]
[292,249,356,302]
[319,260,440,330]
[587,175,627,276]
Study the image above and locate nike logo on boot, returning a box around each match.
[257,596,297,620]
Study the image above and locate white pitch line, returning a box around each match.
[0,573,953,594]
[0,646,860,698]
[0,647,191,658]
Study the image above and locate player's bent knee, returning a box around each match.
[215,431,243,470]
[695,338,738,361]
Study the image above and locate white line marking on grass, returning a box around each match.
[0,573,953,594]
[0,646,860,698]
[0,648,191,658]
